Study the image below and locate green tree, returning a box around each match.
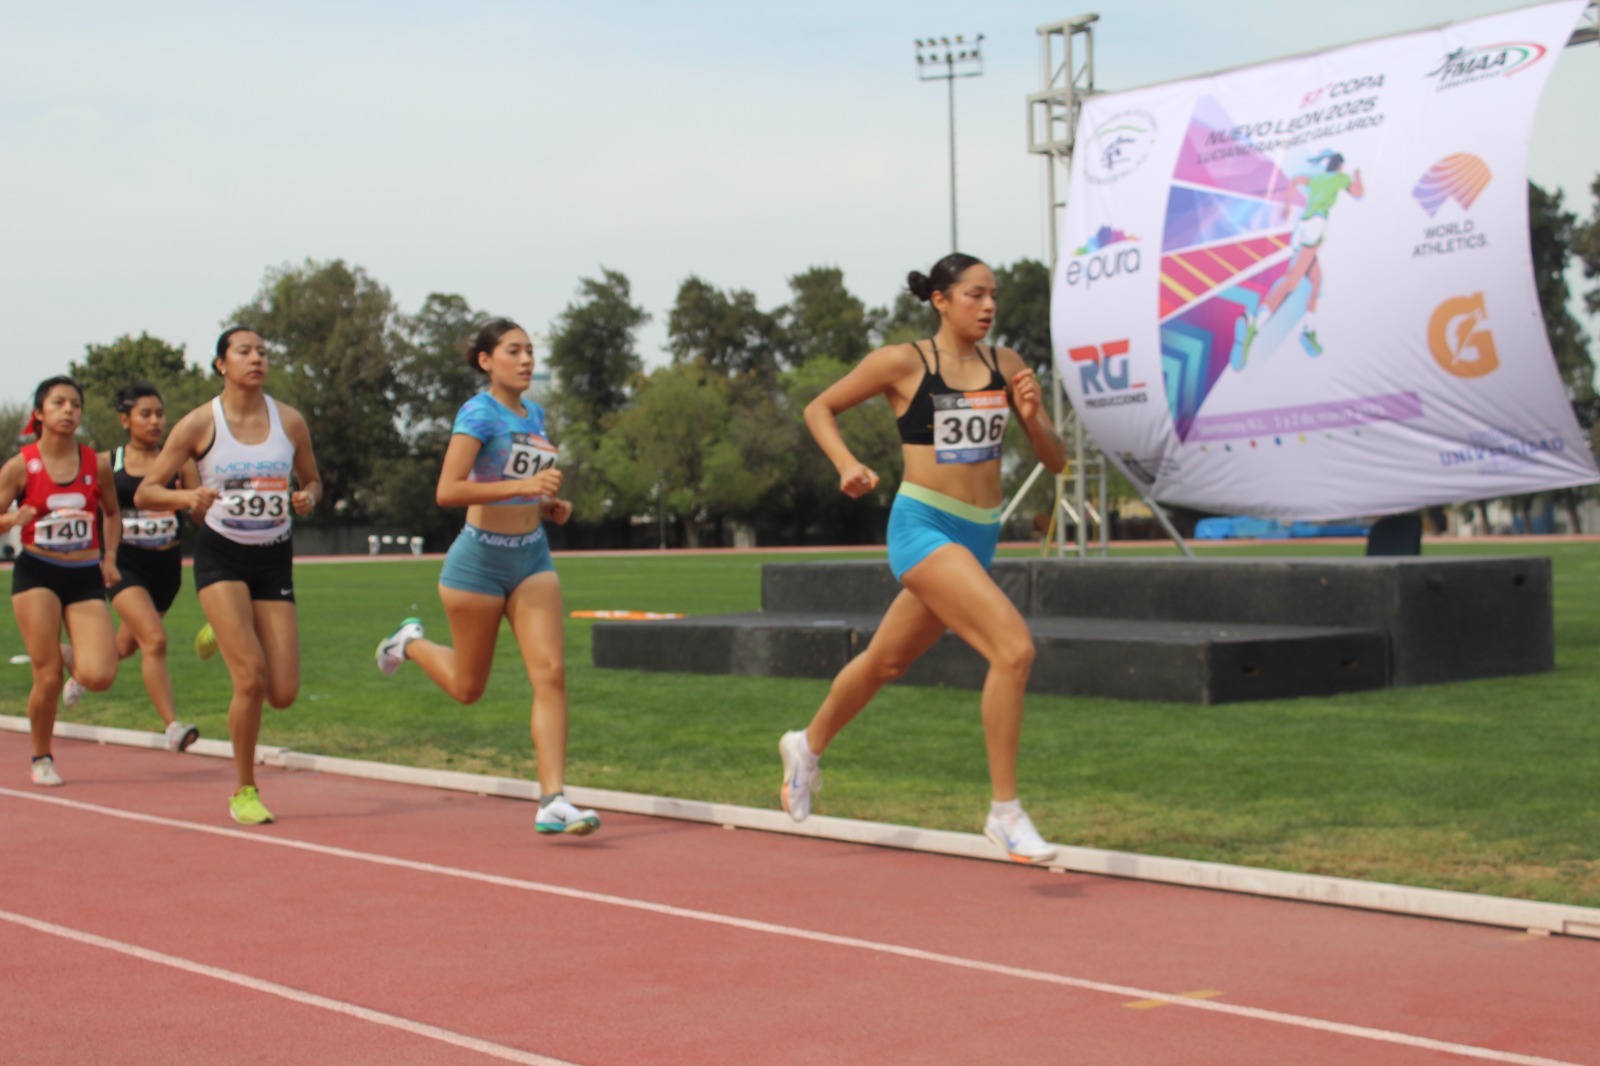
[992,258,1053,366]
[779,356,899,543]
[545,270,650,528]
[868,289,934,347]
[68,332,209,448]
[230,259,404,520]
[667,276,782,381]
[778,266,870,367]
[1,401,29,466]
[546,269,649,427]
[1528,183,1592,404]
[1575,174,1600,319]
[395,293,487,441]
[599,364,730,547]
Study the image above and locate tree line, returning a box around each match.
[5,178,1598,546]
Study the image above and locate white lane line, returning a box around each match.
[0,908,579,1066]
[0,787,1583,1066]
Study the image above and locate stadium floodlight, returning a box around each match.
[914,33,984,252]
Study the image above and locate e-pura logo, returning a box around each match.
[1428,293,1499,378]
[1068,339,1148,408]
[1426,42,1547,91]
[1412,154,1491,258]
[1084,110,1158,184]
[1065,226,1141,289]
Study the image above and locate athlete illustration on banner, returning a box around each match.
[1239,149,1364,365]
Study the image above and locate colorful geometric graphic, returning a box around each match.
[1074,225,1138,256]
[1158,96,1296,441]
[1411,153,1491,217]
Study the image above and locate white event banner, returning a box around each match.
[1051,0,1598,520]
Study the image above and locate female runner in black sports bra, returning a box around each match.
[778,253,1067,864]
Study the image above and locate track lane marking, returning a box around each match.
[0,908,580,1066]
[1,787,1584,1066]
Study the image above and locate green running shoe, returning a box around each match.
[195,623,218,661]
[1300,327,1324,357]
[1239,315,1259,367]
[230,786,275,825]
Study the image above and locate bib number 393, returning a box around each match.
[503,434,558,480]
[35,510,96,552]
[219,477,290,531]
[933,391,1009,464]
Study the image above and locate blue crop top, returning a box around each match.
[451,392,557,505]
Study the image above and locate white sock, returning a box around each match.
[1256,305,1273,330]
[796,732,818,762]
[990,798,1022,818]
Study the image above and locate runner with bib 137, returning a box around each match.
[776,252,1068,864]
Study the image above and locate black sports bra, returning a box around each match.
[896,341,1006,445]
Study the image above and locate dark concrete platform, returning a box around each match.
[591,556,1553,703]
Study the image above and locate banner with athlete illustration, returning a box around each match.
[1051,0,1598,519]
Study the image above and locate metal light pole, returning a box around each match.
[915,34,984,253]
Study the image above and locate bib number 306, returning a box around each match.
[933,391,1009,464]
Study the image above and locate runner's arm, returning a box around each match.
[803,345,915,498]
[97,451,122,586]
[280,404,323,516]
[0,455,32,531]
[136,407,218,512]
[998,348,1066,474]
[435,434,562,506]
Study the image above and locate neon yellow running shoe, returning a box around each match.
[230,786,275,825]
[195,623,218,660]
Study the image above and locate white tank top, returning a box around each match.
[199,396,296,544]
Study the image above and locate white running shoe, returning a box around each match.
[30,756,63,787]
[535,796,600,836]
[62,676,85,708]
[984,806,1057,865]
[375,617,424,676]
[166,720,200,753]
[779,729,821,822]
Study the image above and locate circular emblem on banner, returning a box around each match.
[1084,109,1159,184]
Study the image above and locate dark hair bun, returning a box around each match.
[906,271,934,303]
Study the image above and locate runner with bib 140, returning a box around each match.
[777,253,1068,864]
[136,328,323,826]
[0,377,123,787]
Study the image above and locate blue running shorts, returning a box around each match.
[886,483,1002,582]
[438,524,554,597]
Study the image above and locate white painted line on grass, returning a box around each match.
[0,787,1583,1066]
[0,907,580,1066]
[4,714,1599,941]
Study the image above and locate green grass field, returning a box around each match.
[4,539,1598,906]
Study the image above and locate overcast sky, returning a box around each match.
[2,0,1596,408]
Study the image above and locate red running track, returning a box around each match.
[3,733,1597,1066]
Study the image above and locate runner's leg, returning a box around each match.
[405,586,505,705]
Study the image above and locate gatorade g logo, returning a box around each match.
[1428,293,1499,378]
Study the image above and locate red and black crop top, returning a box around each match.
[18,442,102,553]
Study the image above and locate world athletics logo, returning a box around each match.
[1425,42,1547,91]
[1412,154,1491,216]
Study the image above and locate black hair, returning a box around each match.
[464,317,526,373]
[33,375,84,412]
[906,253,986,304]
[1326,152,1345,171]
[115,381,164,415]
[26,376,84,436]
[213,326,259,375]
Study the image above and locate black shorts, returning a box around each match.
[10,551,107,607]
[110,544,184,613]
[192,526,295,602]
